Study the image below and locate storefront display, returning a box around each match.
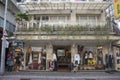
[78,45,104,70]
[113,47,120,71]
[116,48,120,64]
[27,47,46,70]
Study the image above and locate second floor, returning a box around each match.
[15,14,113,35]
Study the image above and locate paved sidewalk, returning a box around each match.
[0,71,120,80]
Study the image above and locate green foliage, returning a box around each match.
[15,13,29,21]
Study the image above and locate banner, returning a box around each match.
[114,0,120,19]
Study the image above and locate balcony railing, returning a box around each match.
[16,21,113,35]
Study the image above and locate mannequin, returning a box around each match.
[88,51,93,60]
[105,53,113,68]
[84,51,88,64]
[74,52,80,65]
[97,49,103,65]
[73,51,80,72]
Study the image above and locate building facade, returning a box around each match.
[15,0,120,71]
[0,0,20,66]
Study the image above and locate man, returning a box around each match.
[52,52,57,71]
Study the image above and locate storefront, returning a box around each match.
[113,46,120,71]
[18,40,115,72]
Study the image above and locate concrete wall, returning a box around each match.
[0,3,16,25]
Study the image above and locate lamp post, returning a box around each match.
[0,0,8,75]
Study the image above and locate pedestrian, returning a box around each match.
[52,52,57,71]
[7,53,14,72]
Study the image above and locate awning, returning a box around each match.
[17,1,111,12]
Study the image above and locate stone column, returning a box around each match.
[31,16,34,28]
[71,43,77,63]
[70,10,76,25]
[38,52,41,64]
[100,11,106,25]
[28,47,32,64]
[23,47,27,70]
[46,43,53,70]
[27,21,30,29]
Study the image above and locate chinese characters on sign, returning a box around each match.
[114,0,120,19]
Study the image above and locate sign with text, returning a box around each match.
[114,0,120,19]
[31,47,42,51]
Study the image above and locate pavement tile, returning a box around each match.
[0,71,120,80]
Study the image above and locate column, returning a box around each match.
[100,11,106,26]
[46,43,53,70]
[31,16,34,28]
[70,10,76,25]
[71,43,77,63]
[28,47,32,64]
[27,22,30,29]
[23,47,27,70]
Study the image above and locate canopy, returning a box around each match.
[17,0,111,12]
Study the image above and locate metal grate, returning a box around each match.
[20,79,30,80]
[85,79,96,80]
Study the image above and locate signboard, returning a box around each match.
[114,0,120,19]
[12,40,23,47]
[31,47,42,51]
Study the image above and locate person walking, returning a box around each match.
[52,52,57,71]
[7,53,14,72]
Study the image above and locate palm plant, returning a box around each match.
[15,13,29,21]
[15,13,29,31]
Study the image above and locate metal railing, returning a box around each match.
[16,21,113,35]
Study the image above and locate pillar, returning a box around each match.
[27,22,30,29]
[46,43,53,70]
[28,47,32,64]
[70,10,76,25]
[23,47,27,70]
[71,43,77,63]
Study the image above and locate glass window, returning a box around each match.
[42,16,49,21]
[50,16,57,21]
[58,16,65,22]
[89,16,96,26]
[6,22,9,30]
[0,17,4,28]
[79,16,87,26]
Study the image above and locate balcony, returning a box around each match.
[15,21,113,35]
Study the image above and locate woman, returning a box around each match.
[7,53,14,72]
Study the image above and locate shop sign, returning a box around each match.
[31,47,42,51]
[114,0,120,19]
[12,41,23,47]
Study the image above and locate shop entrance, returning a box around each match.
[53,46,71,72]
